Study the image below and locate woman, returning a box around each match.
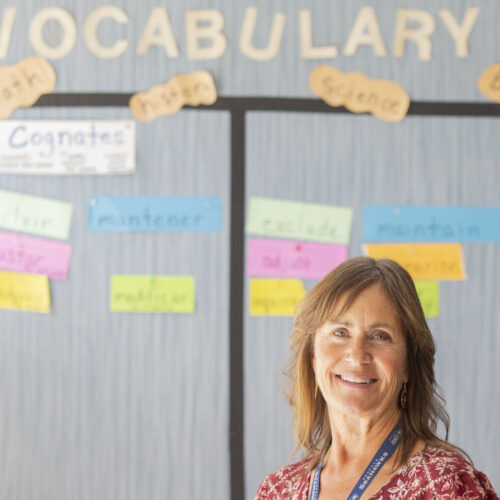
[255,257,498,499]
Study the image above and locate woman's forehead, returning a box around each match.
[323,284,401,326]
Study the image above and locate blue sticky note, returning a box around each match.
[88,196,222,232]
[363,206,500,242]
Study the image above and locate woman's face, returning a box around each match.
[313,283,408,421]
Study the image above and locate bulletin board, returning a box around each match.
[0,2,499,500]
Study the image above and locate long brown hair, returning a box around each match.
[285,256,461,469]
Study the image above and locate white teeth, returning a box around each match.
[340,375,375,384]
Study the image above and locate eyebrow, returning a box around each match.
[328,320,395,330]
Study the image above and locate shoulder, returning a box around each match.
[388,445,499,499]
[254,459,312,500]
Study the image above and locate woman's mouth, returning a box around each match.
[336,374,377,385]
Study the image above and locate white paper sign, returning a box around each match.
[0,120,135,175]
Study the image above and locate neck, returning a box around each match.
[325,407,401,471]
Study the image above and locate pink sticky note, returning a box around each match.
[247,237,348,280]
[0,230,72,280]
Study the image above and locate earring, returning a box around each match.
[400,382,408,409]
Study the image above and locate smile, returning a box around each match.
[336,374,377,385]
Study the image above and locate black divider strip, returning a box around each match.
[229,109,246,500]
[35,94,500,116]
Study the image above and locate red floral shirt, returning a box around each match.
[255,446,499,499]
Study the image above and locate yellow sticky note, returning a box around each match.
[0,270,50,313]
[363,243,465,281]
[250,279,305,316]
[110,275,195,313]
[414,281,439,318]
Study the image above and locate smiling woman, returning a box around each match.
[255,257,499,499]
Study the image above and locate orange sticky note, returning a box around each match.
[363,243,466,281]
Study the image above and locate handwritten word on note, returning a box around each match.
[111,275,195,313]
[310,65,410,122]
[88,196,221,232]
[364,243,466,281]
[363,205,500,242]
[0,121,135,175]
[247,238,347,280]
[0,231,72,280]
[0,57,55,119]
[0,270,50,313]
[0,189,73,240]
[477,63,500,103]
[130,71,217,121]
[246,198,353,244]
[250,279,305,316]
[415,281,439,319]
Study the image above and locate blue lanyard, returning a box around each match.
[309,423,401,500]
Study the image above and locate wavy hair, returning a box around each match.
[285,256,461,469]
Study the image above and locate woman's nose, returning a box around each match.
[345,338,372,364]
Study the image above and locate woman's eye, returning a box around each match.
[332,330,347,337]
[373,332,390,341]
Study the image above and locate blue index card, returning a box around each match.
[88,196,221,232]
[363,206,500,243]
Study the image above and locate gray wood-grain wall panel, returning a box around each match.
[3,0,500,100]
[0,107,230,500]
[1,0,500,499]
[245,112,500,498]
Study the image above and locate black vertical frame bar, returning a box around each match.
[229,109,246,500]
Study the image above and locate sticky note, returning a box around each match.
[0,230,72,280]
[363,243,465,281]
[0,189,73,240]
[110,275,195,313]
[414,281,439,318]
[247,238,348,280]
[246,197,352,244]
[0,270,50,313]
[363,205,500,242]
[88,196,221,232]
[0,120,135,175]
[249,279,305,316]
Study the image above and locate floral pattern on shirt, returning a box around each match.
[255,446,499,499]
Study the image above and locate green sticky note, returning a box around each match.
[0,188,73,240]
[246,197,353,244]
[110,275,195,313]
[415,281,439,318]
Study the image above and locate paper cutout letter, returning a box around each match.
[0,56,56,119]
[310,65,410,122]
[88,196,221,232]
[363,243,466,281]
[414,281,439,318]
[111,275,195,313]
[0,189,73,240]
[0,230,72,280]
[477,63,500,103]
[0,270,50,313]
[129,71,217,121]
[246,197,353,244]
[247,238,347,280]
[250,278,305,316]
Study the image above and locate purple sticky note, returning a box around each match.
[247,237,348,280]
[0,230,72,280]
